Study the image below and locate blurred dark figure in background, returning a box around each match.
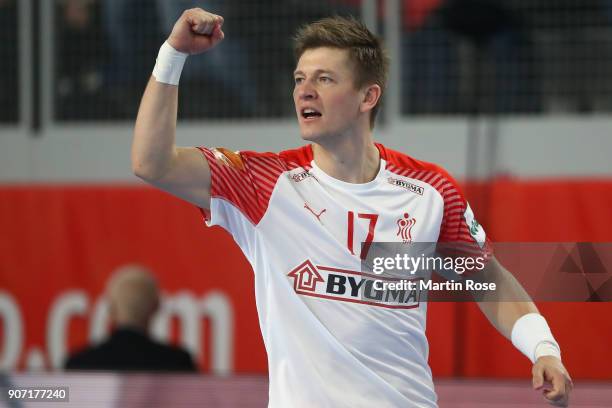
[401,0,455,114]
[56,0,119,119]
[606,0,612,23]
[57,0,361,119]
[0,0,18,123]
[102,0,264,118]
[403,0,539,114]
[160,0,263,118]
[244,0,360,117]
[54,0,612,119]
[526,0,612,112]
[440,0,540,114]
[101,0,163,118]
[65,265,197,372]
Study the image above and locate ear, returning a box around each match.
[360,84,382,114]
[145,297,160,325]
[108,301,117,323]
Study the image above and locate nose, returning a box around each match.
[295,81,317,100]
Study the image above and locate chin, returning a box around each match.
[300,132,317,142]
[299,128,324,142]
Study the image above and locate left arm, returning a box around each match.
[473,257,536,337]
[473,257,573,407]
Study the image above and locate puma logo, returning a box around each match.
[304,203,326,222]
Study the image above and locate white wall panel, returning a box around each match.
[0,117,610,182]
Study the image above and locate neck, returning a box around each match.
[113,318,148,332]
[115,324,145,332]
[312,131,380,183]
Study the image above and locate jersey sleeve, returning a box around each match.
[197,147,284,245]
[435,169,493,276]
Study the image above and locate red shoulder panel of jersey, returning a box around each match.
[278,144,314,169]
[377,143,490,251]
[197,146,312,226]
[377,142,452,175]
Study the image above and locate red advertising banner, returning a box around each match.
[0,185,266,374]
[0,180,611,379]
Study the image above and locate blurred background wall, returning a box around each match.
[0,0,611,381]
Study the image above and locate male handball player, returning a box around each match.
[132,8,572,407]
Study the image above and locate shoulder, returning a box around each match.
[149,340,197,370]
[150,340,187,356]
[241,145,312,171]
[377,143,468,208]
[199,145,312,172]
[377,143,450,177]
[278,145,313,168]
[64,343,107,369]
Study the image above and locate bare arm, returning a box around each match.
[131,8,224,209]
[473,257,572,407]
[132,77,212,207]
[474,257,537,338]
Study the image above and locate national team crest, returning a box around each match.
[396,213,417,243]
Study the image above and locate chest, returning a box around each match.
[263,171,444,261]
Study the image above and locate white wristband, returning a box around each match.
[511,313,561,364]
[534,341,561,361]
[152,41,188,85]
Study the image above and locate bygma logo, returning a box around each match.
[287,260,421,309]
[387,177,424,195]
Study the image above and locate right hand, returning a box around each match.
[167,8,224,55]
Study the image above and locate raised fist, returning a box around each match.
[167,8,224,55]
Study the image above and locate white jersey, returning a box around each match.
[198,143,489,408]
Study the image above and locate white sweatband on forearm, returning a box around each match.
[511,313,561,364]
[152,41,188,85]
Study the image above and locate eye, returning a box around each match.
[319,76,332,83]
[294,77,304,85]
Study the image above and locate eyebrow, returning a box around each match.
[293,69,337,77]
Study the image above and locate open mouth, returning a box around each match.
[301,108,322,120]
